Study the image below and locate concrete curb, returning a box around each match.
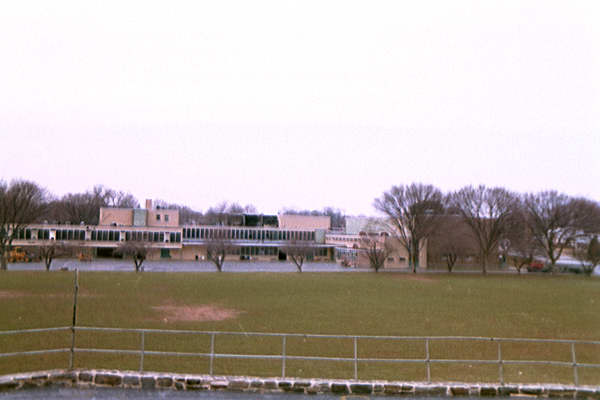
[1,369,599,398]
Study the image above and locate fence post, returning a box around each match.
[425,338,431,383]
[354,336,358,380]
[209,333,215,375]
[571,343,578,386]
[139,331,145,372]
[281,335,287,378]
[497,341,504,385]
[69,269,79,370]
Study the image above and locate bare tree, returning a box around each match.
[105,189,139,208]
[203,202,244,225]
[570,197,600,232]
[428,215,476,272]
[282,240,314,272]
[48,185,138,225]
[31,241,70,271]
[523,192,600,272]
[116,241,150,272]
[573,235,600,276]
[450,185,516,274]
[177,206,204,225]
[204,228,234,271]
[0,180,48,270]
[374,183,444,272]
[501,203,541,274]
[359,233,393,272]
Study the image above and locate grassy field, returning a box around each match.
[1,271,599,384]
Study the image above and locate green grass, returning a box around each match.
[1,271,599,384]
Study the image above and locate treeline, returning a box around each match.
[0,179,345,226]
[375,183,600,275]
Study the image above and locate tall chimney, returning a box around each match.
[145,199,152,210]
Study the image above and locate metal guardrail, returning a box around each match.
[1,327,599,385]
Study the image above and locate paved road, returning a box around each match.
[9,258,594,275]
[7,259,358,273]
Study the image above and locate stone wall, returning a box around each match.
[1,369,599,398]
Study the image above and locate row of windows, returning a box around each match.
[56,229,85,241]
[336,247,359,260]
[16,229,32,240]
[225,246,329,257]
[183,227,315,242]
[16,229,77,241]
[156,214,170,222]
[15,228,183,243]
[91,230,181,243]
[92,230,122,241]
[328,236,361,243]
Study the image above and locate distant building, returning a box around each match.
[12,198,430,268]
[13,199,335,262]
[326,216,427,269]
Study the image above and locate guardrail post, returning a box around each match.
[497,341,504,385]
[571,342,578,386]
[69,269,79,370]
[354,336,358,380]
[281,335,287,378]
[425,338,431,383]
[139,331,145,372]
[209,333,215,375]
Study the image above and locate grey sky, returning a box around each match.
[1,1,599,215]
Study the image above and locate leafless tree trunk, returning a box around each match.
[204,228,234,272]
[282,240,314,272]
[501,201,540,274]
[428,215,475,272]
[31,242,69,271]
[450,185,516,275]
[374,183,444,273]
[0,180,48,270]
[116,240,150,272]
[359,233,392,273]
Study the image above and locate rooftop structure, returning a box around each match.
[99,199,179,228]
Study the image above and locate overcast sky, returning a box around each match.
[1,1,599,215]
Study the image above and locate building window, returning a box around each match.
[156,214,161,221]
[165,215,169,222]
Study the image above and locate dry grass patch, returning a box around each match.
[153,302,243,322]
[0,290,28,298]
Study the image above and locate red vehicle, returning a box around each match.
[527,261,547,272]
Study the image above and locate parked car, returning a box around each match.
[557,262,590,274]
[527,261,550,273]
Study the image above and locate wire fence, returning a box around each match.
[1,326,599,385]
